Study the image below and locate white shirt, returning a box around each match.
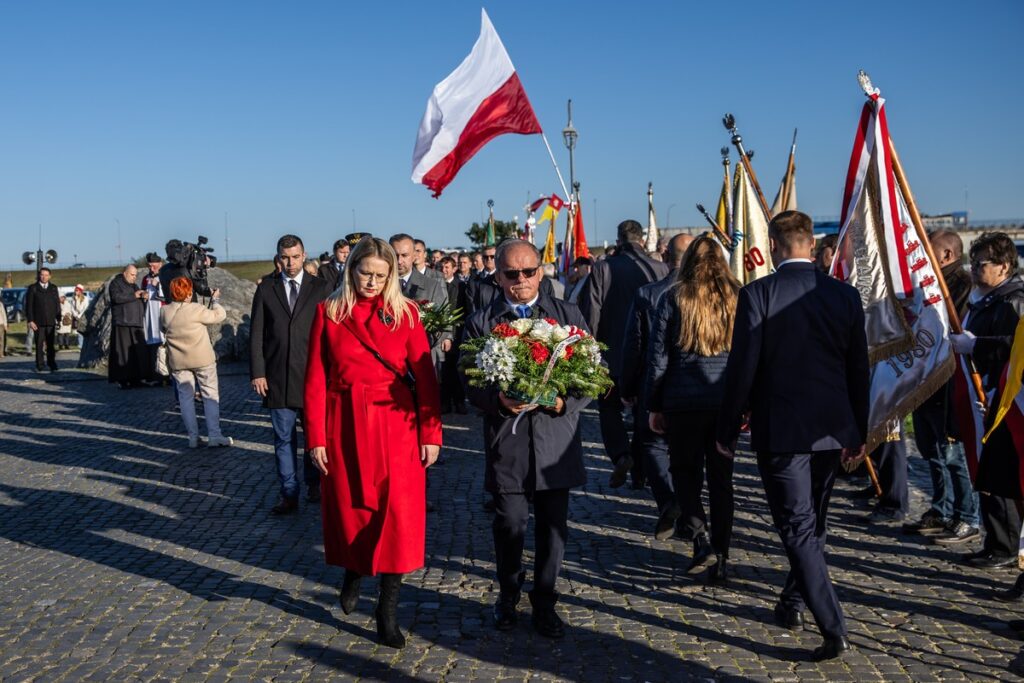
[505,294,540,312]
[774,258,814,269]
[282,269,305,289]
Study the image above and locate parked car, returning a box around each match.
[2,287,27,323]
[69,263,87,269]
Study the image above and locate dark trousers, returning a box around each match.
[598,384,631,465]
[440,346,465,410]
[980,493,1022,558]
[666,411,734,555]
[757,450,847,640]
[270,408,319,501]
[631,404,673,512]
[871,438,909,514]
[492,488,569,608]
[34,325,56,370]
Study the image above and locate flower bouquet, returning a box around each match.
[460,317,613,408]
[417,300,464,338]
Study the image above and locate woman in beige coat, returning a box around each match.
[160,276,233,449]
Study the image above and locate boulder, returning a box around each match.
[77,268,256,369]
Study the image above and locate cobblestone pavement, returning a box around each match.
[1,352,1022,682]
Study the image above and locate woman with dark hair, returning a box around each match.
[950,231,1024,571]
[304,236,442,648]
[645,235,742,580]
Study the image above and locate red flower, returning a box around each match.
[544,317,558,325]
[417,299,432,307]
[529,341,550,365]
[563,345,575,360]
[492,323,520,338]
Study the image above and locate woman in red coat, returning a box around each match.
[305,236,442,648]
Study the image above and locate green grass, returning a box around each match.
[3,260,274,290]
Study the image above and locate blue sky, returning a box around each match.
[1,1,1021,265]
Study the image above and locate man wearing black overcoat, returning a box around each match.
[579,219,669,488]
[25,267,61,372]
[717,211,869,662]
[250,234,332,514]
[461,239,592,640]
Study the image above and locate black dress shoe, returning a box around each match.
[687,534,716,574]
[531,606,565,638]
[271,497,298,515]
[609,455,634,488]
[811,636,851,661]
[774,604,804,631]
[306,487,321,503]
[708,555,728,583]
[966,552,1017,569]
[493,593,519,631]
[654,503,681,541]
[994,574,1024,603]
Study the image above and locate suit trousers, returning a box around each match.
[34,325,56,370]
[757,450,847,640]
[980,493,1022,558]
[492,488,569,608]
[871,439,909,514]
[270,408,320,501]
[440,344,465,409]
[667,411,734,555]
[631,404,674,513]
[598,384,631,465]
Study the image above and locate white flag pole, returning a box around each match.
[540,133,571,202]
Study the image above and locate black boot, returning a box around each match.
[375,573,406,648]
[339,569,362,615]
[687,533,716,574]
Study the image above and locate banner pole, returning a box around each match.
[540,133,571,202]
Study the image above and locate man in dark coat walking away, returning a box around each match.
[579,219,669,488]
[108,264,150,387]
[25,267,61,372]
[461,239,592,640]
[717,211,869,662]
[250,234,332,514]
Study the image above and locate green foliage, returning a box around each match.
[465,220,519,246]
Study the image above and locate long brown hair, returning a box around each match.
[672,235,741,355]
[324,236,414,329]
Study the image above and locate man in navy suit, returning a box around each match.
[717,211,869,661]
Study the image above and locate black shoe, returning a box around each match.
[270,497,298,515]
[48,365,58,373]
[901,511,948,535]
[964,552,1017,569]
[1008,619,1024,640]
[687,533,716,575]
[492,592,519,631]
[531,606,565,638]
[774,604,804,631]
[708,555,728,583]
[811,636,851,661]
[960,549,990,562]
[339,570,362,614]
[375,574,406,648]
[306,487,321,504]
[654,503,681,541]
[864,505,905,523]
[993,575,1024,603]
[609,455,634,489]
[629,470,646,490]
[851,484,877,500]
[931,521,980,545]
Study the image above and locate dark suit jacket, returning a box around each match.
[462,293,592,493]
[317,260,344,291]
[578,242,669,377]
[619,271,675,401]
[717,262,869,453]
[108,275,145,327]
[249,273,332,409]
[25,282,60,327]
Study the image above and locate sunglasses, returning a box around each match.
[502,267,539,280]
[483,254,496,261]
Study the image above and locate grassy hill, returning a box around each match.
[3,260,274,290]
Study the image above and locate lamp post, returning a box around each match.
[562,100,578,192]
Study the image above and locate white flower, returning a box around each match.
[510,318,533,334]
[551,326,570,344]
[477,337,516,384]
[527,319,555,344]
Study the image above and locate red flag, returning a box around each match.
[573,204,589,259]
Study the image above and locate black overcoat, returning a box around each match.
[24,282,60,327]
[108,275,145,327]
[249,273,331,409]
[461,293,592,493]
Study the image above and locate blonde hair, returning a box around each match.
[324,236,414,328]
[672,236,741,356]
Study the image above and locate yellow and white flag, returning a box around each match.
[542,221,557,264]
[770,130,798,215]
[729,163,771,284]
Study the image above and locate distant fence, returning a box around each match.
[0,254,273,272]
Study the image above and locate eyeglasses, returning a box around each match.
[355,271,388,283]
[483,254,496,261]
[502,267,539,280]
[970,259,992,270]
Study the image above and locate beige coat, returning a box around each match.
[160,301,226,372]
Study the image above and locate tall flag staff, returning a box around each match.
[695,203,734,249]
[722,114,773,220]
[485,199,496,246]
[770,128,799,214]
[645,182,659,254]
[716,146,733,238]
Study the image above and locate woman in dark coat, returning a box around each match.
[645,236,742,580]
[304,237,442,648]
[108,264,150,388]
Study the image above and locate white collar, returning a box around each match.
[282,269,305,287]
[775,258,814,269]
[505,294,540,310]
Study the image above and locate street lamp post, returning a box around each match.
[562,100,579,267]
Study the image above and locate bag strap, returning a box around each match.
[350,331,414,388]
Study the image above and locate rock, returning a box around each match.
[76,268,256,369]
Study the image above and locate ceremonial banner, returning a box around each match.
[715,163,731,237]
[952,351,985,480]
[645,184,659,254]
[411,9,542,197]
[831,90,955,451]
[542,221,557,264]
[572,202,589,260]
[770,136,798,215]
[729,163,771,284]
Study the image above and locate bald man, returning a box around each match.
[620,233,696,541]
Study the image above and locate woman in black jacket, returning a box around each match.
[645,236,741,580]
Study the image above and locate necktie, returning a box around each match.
[401,279,409,294]
[288,279,298,312]
[516,304,531,319]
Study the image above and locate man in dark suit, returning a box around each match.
[390,234,451,374]
[717,211,869,661]
[579,220,669,488]
[250,234,332,514]
[461,239,592,639]
[439,256,468,414]
[316,238,352,291]
[466,244,499,316]
[620,233,693,539]
[25,267,61,372]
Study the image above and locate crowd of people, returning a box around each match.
[7,214,1023,660]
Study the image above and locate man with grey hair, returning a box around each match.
[461,239,592,639]
[541,262,564,299]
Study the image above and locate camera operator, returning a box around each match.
[160,237,217,300]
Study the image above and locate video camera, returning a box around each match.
[168,235,218,297]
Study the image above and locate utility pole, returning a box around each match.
[224,212,230,261]
[115,218,122,263]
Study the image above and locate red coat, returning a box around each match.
[304,296,442,575]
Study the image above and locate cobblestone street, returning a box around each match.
[1,353,1022,682]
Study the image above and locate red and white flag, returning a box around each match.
[411,9,542,198]
[830,85,955,451]
[952,351,985,479]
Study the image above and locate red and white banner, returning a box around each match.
[830,88,955,451]
[952,351,985,479]
[411,9,542,198]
